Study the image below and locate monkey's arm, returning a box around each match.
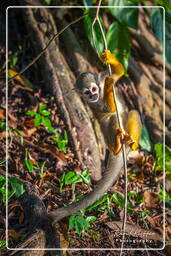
[48,150,128,224]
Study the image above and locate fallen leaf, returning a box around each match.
[144,191,159,208]
[0,109,5,120]
[7,69,25,85]
[24,119,35,128]
[165,243,171,256]
[8,229,21,240]
[59,233,69,251]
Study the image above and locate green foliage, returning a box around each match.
[24,149,46,175]
[158,187,171,203]
[51,130,68,153]
[26,104,57,134]
[9,177,25,198]
[138,209,151,220]
[106,21,131,72]
[24,149,34,172]
[0,175,6,204]
[9,52,18,69]
[84,9,105,54]
[0,240,6,249]
[165,10,171,65]
[83,0,93,7]
[150,8,171,65]
[60,170,90,192]
[42,0,52,4]
[154,143,171,174]
[108,0,139,29]
[150,8,163,44]
[69,215,92,236]
[9,127,24,145]
[139,125,152,152]
[85,194,109,212]
[127,191,144,203]
[0,120,6,131]
[0,175,25,206]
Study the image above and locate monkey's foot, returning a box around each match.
[112,128,125,155]
[99,50,119,65]
[112,128,136,155]
[123,132,135,150]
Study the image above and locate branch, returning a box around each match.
[7,13,87,83]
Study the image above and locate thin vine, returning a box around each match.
[91,1,128,255]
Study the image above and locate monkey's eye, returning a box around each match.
[84,90,90,95]
[92,87,97,92]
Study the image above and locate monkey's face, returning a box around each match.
[75,72,100,104]
[82,82,99,103]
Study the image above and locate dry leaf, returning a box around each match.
[59,233,69,250]
[144,191,159,208]
[8,229,21,240]
[8,69,25,85]
[165,244,171,256]
[0,109,5,120]
[24,119,35,128]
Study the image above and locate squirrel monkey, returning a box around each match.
[75,50,142,155]
[48,50,142,223]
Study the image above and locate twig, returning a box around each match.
[7,13,87,83]
[92,1,128,255]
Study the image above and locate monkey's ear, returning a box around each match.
[72,88,82,95]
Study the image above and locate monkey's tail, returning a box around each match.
[48,150,128,224]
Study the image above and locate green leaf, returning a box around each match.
[38,104,51,116]
[139,125,151,152]
[25,159,34,172]
[150,8,163,44]
[0,121,6,131]
[154,143,171,173]
[41,117,52,130]
[76,216,90,231]
[83,0,92,8]
[86,194,108,212]
[108,0,139,29]
[80,170,91,184]
[43,0,51,4]
[0,240,6,249]
[9,177,25,198]
[86,216,97,223]
[9,52,18,69]
[84,9,104,54]
[40,110,51,116]
[158,187,171,203]
[0,175,6,203]
[63,171,82,184]
[24,150,34,172]
[165,10,171,65]
[26,110,37,116]
[34,114,42,127]
[69,216,76,230]
[106,21,131,72]
[112,192,125,208]
[48,127,57,135]
[75,219,83,236]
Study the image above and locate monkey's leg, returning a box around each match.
[125,110,142,150]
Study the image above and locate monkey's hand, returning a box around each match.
[99,50,124,79]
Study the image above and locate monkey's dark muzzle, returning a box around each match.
[90,94,99,102]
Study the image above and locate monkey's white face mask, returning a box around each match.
[83,82,100,103]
